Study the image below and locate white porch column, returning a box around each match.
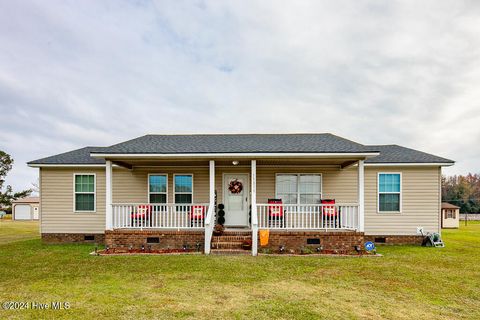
[204,160,215,254]
[105,160,113,230]
[251,160,258,256]
[209,160,215,207]
[358,159,365,232]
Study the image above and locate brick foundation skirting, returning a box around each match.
[42,233,105,244]
[105,230,205,250]
[364,235,423,245]
[258,231,365,254]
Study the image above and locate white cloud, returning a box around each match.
[1,0,479,190]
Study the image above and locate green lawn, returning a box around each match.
[0,223,479,319]
[0,220,39,244]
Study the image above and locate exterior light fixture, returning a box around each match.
[232,160,239,166]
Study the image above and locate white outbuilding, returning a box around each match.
[441,202,460,229]
[12,197,40,220]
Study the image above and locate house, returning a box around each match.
[441,202,460,229]
[28,134,454,255]
[12,196,40,220]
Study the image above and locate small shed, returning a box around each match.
[441,202,460,229]
[12,197,40,220]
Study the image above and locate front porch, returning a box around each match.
[102,157,367,255]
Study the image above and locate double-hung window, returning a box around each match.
[149,174,167,203]
[378,173,401,212]
[174,175,193,204]
[74,174,95,212]
[276,174,322,204]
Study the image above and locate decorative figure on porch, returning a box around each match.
[228,179,243,194]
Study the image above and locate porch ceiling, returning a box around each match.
[107,157,364,168]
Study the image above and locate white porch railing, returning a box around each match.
[112,203,209,229]
[204,205,215,254]
[256,203,359,230]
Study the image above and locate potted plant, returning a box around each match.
[242,239,252,250]
[213,224,224,236]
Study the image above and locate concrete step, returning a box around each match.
[210,249,251,255]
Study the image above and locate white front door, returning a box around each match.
[224,174,249,226]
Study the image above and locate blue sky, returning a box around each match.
[1,0,480,191]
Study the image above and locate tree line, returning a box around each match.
[1,151,32,212]
[442,173,480,213]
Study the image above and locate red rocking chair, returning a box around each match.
[268,199,284,227]
[190,205,206,227]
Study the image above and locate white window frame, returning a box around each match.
[445,209,455,219]
[377,172,402,214]
[73,173,96,213]
[148,174,168,204]
[173,174,194,204]
[275,173,323,204]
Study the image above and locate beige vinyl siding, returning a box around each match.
[39,163,442,235]
[364,166,441,235]
[215,166,358,204]
[256,166,358,204]
[40,168,106,233]
[112,167,209,204]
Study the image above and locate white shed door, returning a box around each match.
[15,205,31,220]
[33,207,39,220]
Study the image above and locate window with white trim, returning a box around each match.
[445,209,455,219]
[74,174,95,211]
[149,175,167,203]
[276,174,322,204]
[378,173,401,212]
[174,175,193,204]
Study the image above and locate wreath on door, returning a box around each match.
[228,179,243,194]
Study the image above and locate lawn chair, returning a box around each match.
[421,230,445,248]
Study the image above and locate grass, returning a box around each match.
[0,220,39,244]
[0,223,479,319]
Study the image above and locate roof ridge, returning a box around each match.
[145,133,333,136]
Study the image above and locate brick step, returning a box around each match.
[212,236,251,242]
[211,241,245,249]
[210,249,251,255]
[220,231,252,236]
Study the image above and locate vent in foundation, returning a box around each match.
[374,237,386,243]
[306,238,321,245]
[147,237,160,244]
[84,235,95,241]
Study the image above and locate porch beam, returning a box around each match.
[106,160,113,230]
[112,160,133,170]
[358,160,365,232]
[251,160,258,256]
[341,160,358,169]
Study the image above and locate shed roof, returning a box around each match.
[442,202,460,209]
[12,196,40,204]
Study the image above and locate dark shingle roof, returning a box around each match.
[90,134,378,154]
[365,145,454,164]
[28,134,454,165]
[28,147,106,165]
